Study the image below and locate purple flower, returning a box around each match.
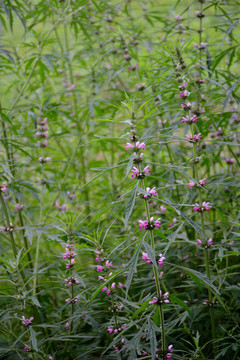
[145,187,157,197]
[139,217,161,230]
[193,202,210,212]
[208,238,214,246]
[179,90,189,98]
[158,254,165,267]
[14,203,23,211]
[142,252,151,264]
[55,202,66,211]
[0,182,7,193]
[185,133,202,143]
[181,115,197,124]
[21,316,34,326]
[24,344,31,352]
[189,181,195,188]
[199,178,207,185]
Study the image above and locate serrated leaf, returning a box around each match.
[143,240,158,269]
[169,294,190,314]
[125,238,144,297]
[124,185,137,228]
[29,327,38,351]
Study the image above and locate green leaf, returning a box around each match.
[143,240,158,269]
[166,262,220,296]
[131,300,149,320]
[29,327,38,351]
[162,199,208,241]
[125,238,144,296]
[124,185,137,228]
[147,318,158,360]
[212,46,237,72]
[169,294,190,314]
[89,270,124,304]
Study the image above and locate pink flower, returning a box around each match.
[0,182,7,193]
[14,203,23,211]
[65,322,70,329]
[108,326,114,334]
[193,203,200,212]
[38,157,51,163]
[226,158,234,164]
[55,202,66,211]
[181,102,192,110]
[118,282,126,289]
[142,252,151,264]
[98,276,106,281]
[189,181,195,188]
[199,178,207,185]
[67,191,77,200]
[149,291,169,305]
[163,292,170,303]
[175,14,182,20]
[63,245,76,259]
[126,143,134,150]
[66,259,76,269]
[21,316,34,326]
[160,205,166,212]
[193,42,208,49]
[136,141,145,150]
[202,202,210,211]
[131,167,139,178]
[193,202,210,212]
[181,115,197,124]
[168,344,173,352]
[139,219,148,229]
[186,133,202,142]
[179,90,189,98]
[106,260,113,268]
[139,217,161,230]
[208,238,213,246]
[24,345,31,352]
[143,166,149,174]
[146,187,157,197]
[175,15,182,20]
[158,254,165,267]
[97,265,105,272]
[149,296,158,305]
[197,239,202,245]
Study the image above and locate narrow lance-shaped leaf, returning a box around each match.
[124,185,137,228]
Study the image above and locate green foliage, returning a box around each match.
[0,0,239,359]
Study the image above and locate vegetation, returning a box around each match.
[0,0,239,359]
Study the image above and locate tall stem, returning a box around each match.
[141,179,166,359]
[190,122,216,352]
[0,192,18,258]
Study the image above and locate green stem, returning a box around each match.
[190,122,216,354]
[0,192,18,258]
[141,179,166,358]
